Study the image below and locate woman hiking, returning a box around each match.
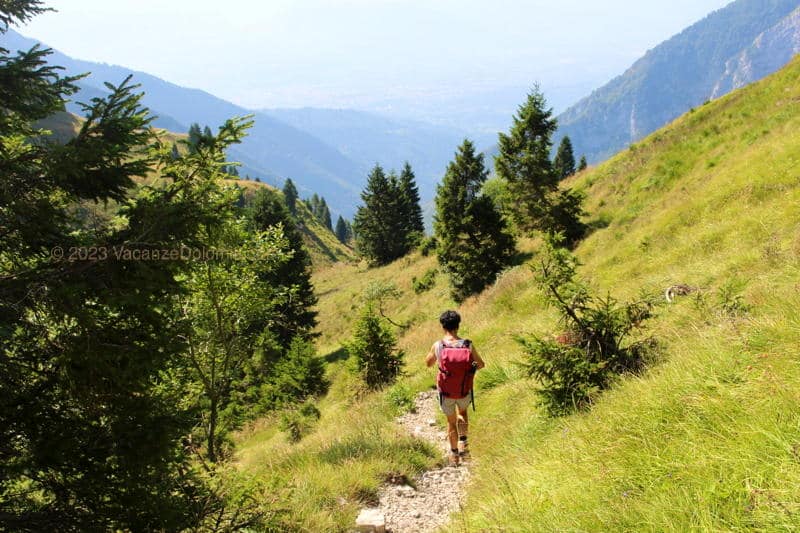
[425,310,485,466]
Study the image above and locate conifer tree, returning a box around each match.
[310,193,320,218]
[495,86,585,246]
[553,135,576,179]
[399,161,425,244]
[578,155,588,172]
[318,196,332,230]
[282,178,298,215]
[353,165,408,265]
[171,141,180,160]
[188,122,203,153]
[0,6,262,525]
[248,189,318,347]
[435,140,516,301]
[335,215,350,244]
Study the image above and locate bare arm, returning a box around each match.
[471,344,486,370]
[425,342,437,368]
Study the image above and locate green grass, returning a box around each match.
[233,57,800,531]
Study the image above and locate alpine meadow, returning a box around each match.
[2,1,800,532]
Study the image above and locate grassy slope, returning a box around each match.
[231,179,355,268]
[237,57,800,531]
[35,112,353,268]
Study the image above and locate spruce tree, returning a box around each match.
[188,123,202,153]
[578,155,588,172]
[171,141,180,160]
[248,189,318,347]
[399,161,425,244]
[353,164,408,265]
[435,140,516,301]
[0,7,262,525]
[282,177,298,215]
[335,215,349,244]
[318,196,332,230]
[553,136,576,179]
[495,86,585,246]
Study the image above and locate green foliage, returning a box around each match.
[353,163,424,265]
[0,10,225,525]
[248,187,318,347]
[282,177,298,215]
[398,162,425,246]
[520,237,657,415]
[434,139,516,302]
[495,85,586,246]
[716,279,751,317]
[476,363,524,391]
[418,235,437,256]
[181,214,291,462]
[412,267,437,294]
[386,383,416,415]
[346,304,405,389]
[279,400,322,443]
[577,154,588,172]
[259,337,328,410]
[553,135,576,179]
[335,215,352,244]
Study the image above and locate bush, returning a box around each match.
[412,268,437,294]
[387,383,416,415]
[260,337,328,409]
[346,304,405,389]
[418,236,437,256]
[279,401,321,443]
[519,237,658,415]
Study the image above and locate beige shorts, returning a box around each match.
[439,393,472,416]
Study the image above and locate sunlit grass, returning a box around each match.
[234,57,800,531]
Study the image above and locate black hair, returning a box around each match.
[439,310,461,332]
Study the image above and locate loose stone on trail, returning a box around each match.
[355,390,471,532]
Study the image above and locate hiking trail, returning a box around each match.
[356,390,471,532]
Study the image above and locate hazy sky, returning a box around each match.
[18,0,733,111]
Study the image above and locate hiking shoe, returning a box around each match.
[458,440,470,459]
[448,451,460,467]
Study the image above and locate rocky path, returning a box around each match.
[356,391,471,533]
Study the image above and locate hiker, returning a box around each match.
[425,310,485,466]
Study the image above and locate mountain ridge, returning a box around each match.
[555,0,800,163]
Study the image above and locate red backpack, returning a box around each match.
[436,339,476,402]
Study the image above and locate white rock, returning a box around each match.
[427,418,437,426]
[355,508,385,533]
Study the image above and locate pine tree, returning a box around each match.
[310,193,320,218]
[248,188,318,347]
[171,142,180,160]
[553,136,576,179]
[346,303,404,389]
[435,140,516,301]
[282,178,298,215]
[0,6,261,525]
[335,215,350,243]
[318,197,332,230]
[188,123,203,153]
[398,161,425,244]
[353,165,409,265]
[495,86,585,246]
[578,155,588,172]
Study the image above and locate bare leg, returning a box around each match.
[457,408,469,439]
[446,412,459,452]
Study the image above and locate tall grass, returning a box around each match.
[234,57,800,531]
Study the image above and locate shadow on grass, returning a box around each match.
[583,216,612,238]
[323,346,350,364]
[510,249,535,266]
